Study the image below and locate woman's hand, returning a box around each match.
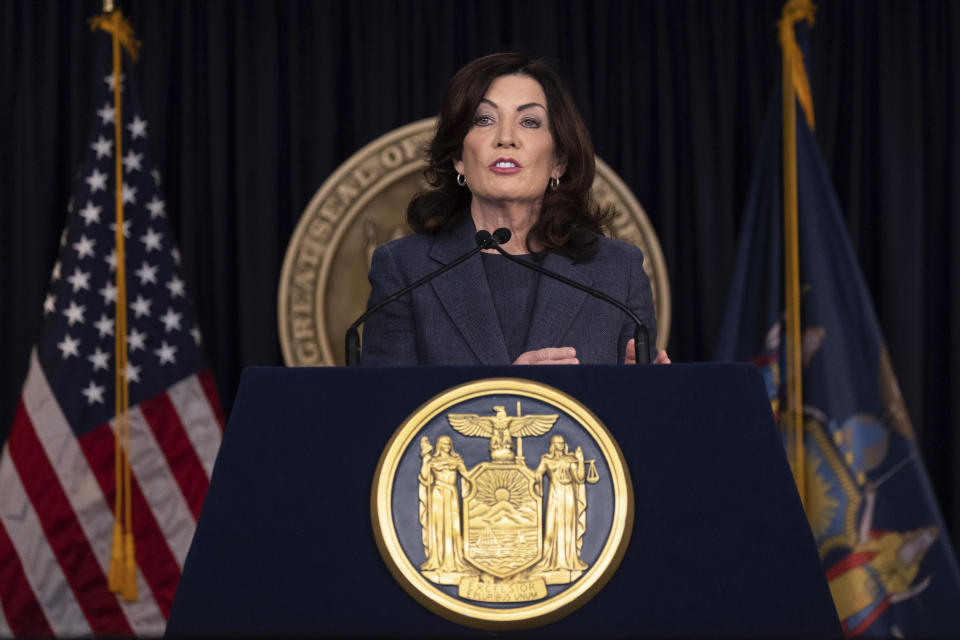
[624,339,671,365]
[513,347,579,365]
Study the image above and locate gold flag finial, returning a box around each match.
[778,0,816,130]
[89,9,141,62]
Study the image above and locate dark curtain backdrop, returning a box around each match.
[2,0,958,546]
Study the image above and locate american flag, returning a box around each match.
[0,39,224,636]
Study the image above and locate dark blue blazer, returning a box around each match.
[360,217,658,365]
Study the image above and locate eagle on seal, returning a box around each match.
[447,406,558,462]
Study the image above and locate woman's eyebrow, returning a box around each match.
[477,98,545,112]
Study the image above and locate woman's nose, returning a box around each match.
[496,123,517,148]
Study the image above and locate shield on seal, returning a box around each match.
[462,462,542,578]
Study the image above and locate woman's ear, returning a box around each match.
[553,152,568,179]
[453,158,465,175]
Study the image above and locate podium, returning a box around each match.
[166,364,840,636]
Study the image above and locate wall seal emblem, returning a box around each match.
[278,118,670,366]
[371,378,633,628]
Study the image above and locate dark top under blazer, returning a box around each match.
[360,216,658,365]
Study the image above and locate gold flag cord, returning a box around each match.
[90,7,140,601]
[779,0,816,507]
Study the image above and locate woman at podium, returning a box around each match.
[361,52,669,367]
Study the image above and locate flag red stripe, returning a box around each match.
[78,423,180,619]
[139,393,209,521]
[197,368,226,430]
[0,516,54,638]
[7,406,133,635]
[843,597,891,637]
[825,551,877,581]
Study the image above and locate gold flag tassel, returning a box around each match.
[90,3,141,601]
[778,0,816,508]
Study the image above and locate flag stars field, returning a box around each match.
[122,150,143,173]
[122,182,138,205]
[73,235,96,259]
[127,327,146,351]
[57,334,81,359]
[94,313,113,337]
[62,301,86,326]
[81,380,106,405]
[124,361,141,384]
[127,115,147,139]
[98,282,117,305]
[135,261,158,285]
[130,295,152,318]
[88,347,110,371]
[154,342,177,365]
[109,220,132,238]
[104,71,125,91]
[166,276,185,298]
[79,201,102,225]
[67,268,91,292]
[90,135,112,159]
[160,308,182,332]
[86,168,107,192]
[146,196,165,218]
[141,228,162,252]
[96,102,115,125]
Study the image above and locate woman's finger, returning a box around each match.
[514,347,578,365]
[625,341,671,365]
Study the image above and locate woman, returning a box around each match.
[534,435,589,582]
[362,52,669,366]
[418,435,473,583]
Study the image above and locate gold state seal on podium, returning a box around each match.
[371,379,633,629]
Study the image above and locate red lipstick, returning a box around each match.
[489,157,522,174]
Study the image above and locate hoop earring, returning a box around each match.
[549,177,559,190]
[457,173,466,187]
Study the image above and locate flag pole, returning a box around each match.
[90,0,141,601]
[779,0,816,507]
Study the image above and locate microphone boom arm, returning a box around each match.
[344,230,493,366]
[489,231,650,365]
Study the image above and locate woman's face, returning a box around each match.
[437,436,452,453]
[550,435,565,453]
[454,74,565,207]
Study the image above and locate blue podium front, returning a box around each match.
[166,364,840,636]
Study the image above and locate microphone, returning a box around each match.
[345,230,495,365]
[488,228,651,364]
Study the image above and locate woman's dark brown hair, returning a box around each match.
[407,52,611,260]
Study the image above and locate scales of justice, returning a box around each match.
[417,402,600,603]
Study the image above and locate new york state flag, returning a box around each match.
[715,14,960,638]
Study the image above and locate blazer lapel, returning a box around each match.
[429,220,511,364]
[524,253,592,351]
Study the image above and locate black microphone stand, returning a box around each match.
[344,230,494,366]
[488,228,650,364]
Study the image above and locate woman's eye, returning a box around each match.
[474,114,494,126]
[521,118,541,128]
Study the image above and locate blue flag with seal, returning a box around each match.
[715,2,960,636]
